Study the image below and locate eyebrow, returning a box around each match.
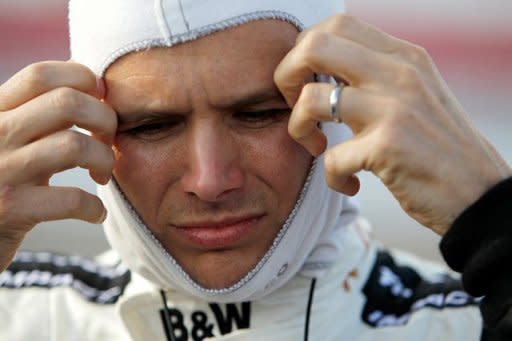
[223,87,287,110]
[116,87,287,125]
[117,110,185,126]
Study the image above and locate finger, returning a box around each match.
[324,136,368,194]
[339,174,361,196]
[275,32,385,107]
[3,130,114,185]
[0,185,107,226]
[297,15,432,78]
[4,87,117,147]
[288,82,333,156]
[297,15,409,55]
[0,61,104,112]
[289,83,383,154]
[306,15,438,99]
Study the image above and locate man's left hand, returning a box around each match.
[274,15,511,235]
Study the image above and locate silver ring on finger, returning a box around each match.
[329,83,345,123]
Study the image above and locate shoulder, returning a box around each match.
[1,251,131,304]
[358,249,512,340]
[361,249,481,328]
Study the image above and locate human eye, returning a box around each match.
[233,108,289,128]
[118,116,184,141]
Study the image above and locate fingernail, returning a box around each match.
[104,174,112,184]
[96,209,108,224]
[97,174,112,186]
[96,76,106,99]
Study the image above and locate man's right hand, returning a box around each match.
[0,61,117,272]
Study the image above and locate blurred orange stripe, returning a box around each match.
[1,9,510,73]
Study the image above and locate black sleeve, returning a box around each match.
[440,177,512,339]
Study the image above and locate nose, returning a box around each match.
[180,119,244,202]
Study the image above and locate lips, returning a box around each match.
[172,214,264,249]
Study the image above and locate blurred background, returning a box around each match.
[0,0,510,262]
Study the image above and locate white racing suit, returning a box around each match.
[0,219,499,341]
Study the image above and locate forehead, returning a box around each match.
[105,20,299,110]
[109,19,299,69]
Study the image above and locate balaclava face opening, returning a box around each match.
[69,0,361,302]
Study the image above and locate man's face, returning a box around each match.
[105,20,312,289]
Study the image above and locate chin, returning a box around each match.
[195,272,245,290]
[181,249,261,290]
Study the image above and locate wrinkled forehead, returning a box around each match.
[104,20,299,115]
[105,19,299,80]
[69,0,344,76]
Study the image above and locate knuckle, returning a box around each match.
[0,186,16,218]
[324,173,337,190]
[368,141,390,167]
[61,131,87,157]
[102,146,115,170]
[287,120,314,142]
[323,158,344,192]
[399,63,419,79]
[0,156,13,178]
[298,83,321,112]
[383,97,406,118]
[65,189,88,216]
[71,62,95,81]
[50,87,81,114]
[327,14,355,32]
[0,186,29,230]
[323,151,338,176]
[407,44,431,65]
[382,96,419,127]
[0,117,10,140]
[371,124,402,157]
[300,31,330,64]
[287,124,304,141]
[272,69,284,90]
[295,29,308,45]
[22,62,52,91]
[376,126,395,148]
[395,63,422,88]
[104,107,119,135]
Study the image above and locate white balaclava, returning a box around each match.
[69,0,360,302]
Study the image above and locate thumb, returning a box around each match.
[324,136,367,194]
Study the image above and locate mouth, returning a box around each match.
[172,214,265,249]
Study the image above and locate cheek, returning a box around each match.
[246,125,312,201]
[112,138,184,218]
